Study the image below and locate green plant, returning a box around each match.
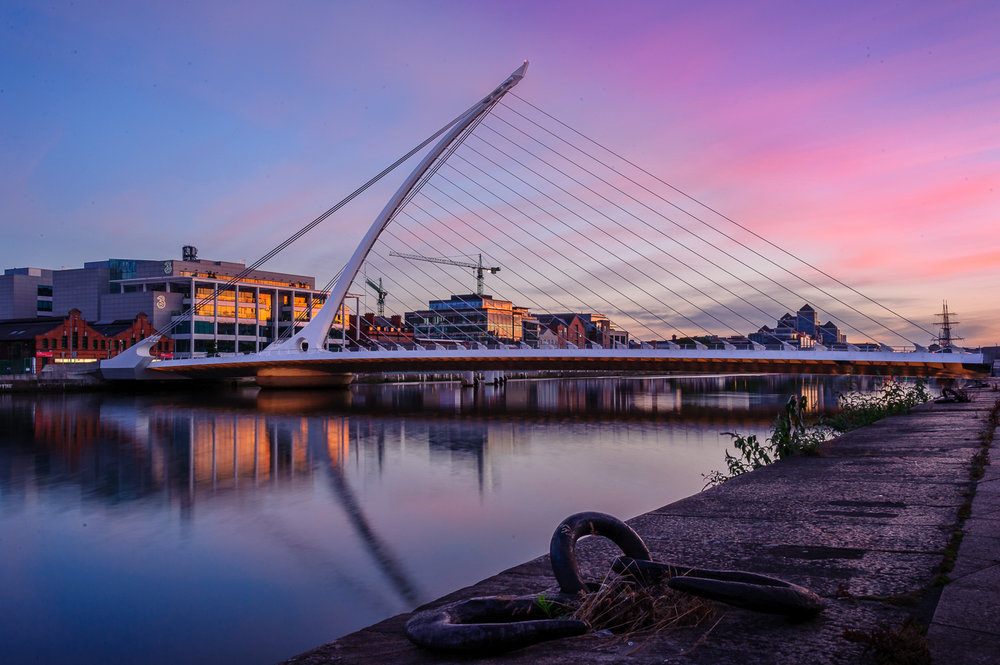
[701,432,769,488]
[771,394,830,458]
[704,396,830,488]
[705,380,931,488]
[535,593,558,618]
[824,380,929,433]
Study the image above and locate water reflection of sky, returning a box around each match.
[0,374,884,665]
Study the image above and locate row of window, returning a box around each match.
[181,272,311,289]
[192,321,281,337]
[39,335,144,351]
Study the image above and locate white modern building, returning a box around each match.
[3,247,347,357]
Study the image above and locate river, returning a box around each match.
[1,374,880,665]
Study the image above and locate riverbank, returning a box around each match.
[282,386,999,664]
[0,362,104,391]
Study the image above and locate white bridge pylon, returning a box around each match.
[267,62,529,355]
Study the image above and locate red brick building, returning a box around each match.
[538,314,589,349]
[347,313,414,346]
[0,309,172,373]
[92,313,173,359]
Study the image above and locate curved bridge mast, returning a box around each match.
[266,61,529,354]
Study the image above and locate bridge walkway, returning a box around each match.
[143,346,988,381]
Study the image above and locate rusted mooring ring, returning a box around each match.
[549,511,652,595]
[403,595,587,653]
[613,556,826,618]
[405,511,825,653]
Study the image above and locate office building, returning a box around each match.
[405,294,527,345]
[4,247,346,358]
[749,304,846,347]
[0,267,54,319]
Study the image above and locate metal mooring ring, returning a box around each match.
[405,514,825,654]
[404,595,588,653]
[549,511,652,595]
[613,557,826,618]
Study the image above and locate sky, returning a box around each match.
[2,0,998,345]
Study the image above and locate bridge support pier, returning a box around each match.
[460,371,476,387]
[482,370,505,386]
[255,367,355,389]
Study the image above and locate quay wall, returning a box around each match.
[0,363,104,392]
[282,387,999,664]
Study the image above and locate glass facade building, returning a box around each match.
[6,251,349,358]
[406,294,526,345]
[97,256,346,356]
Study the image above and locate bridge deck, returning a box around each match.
[145,348,988,379]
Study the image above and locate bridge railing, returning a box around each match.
[165,343,983,362]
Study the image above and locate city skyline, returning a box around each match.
[3,1,998,344]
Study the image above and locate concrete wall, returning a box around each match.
[53,267,110,320]
[99,291,184,329]
[0,269,53,319]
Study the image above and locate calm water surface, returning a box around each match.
[1,374,868,665]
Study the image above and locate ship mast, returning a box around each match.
[934,301,963,348]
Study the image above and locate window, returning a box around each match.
[37,301,53,311]
[61,335,67,349]
[42,338,49,349]
[194,321,214,334]
[37,285,53,297]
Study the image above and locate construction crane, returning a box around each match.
[389,251,500,296]
[365,277,388,317]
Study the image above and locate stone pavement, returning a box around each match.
[927,403,1000,665]
[282,388,999,665]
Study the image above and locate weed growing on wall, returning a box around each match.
[824,380,929,433]
[704,380,929,488]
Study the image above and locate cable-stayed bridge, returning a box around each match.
[102,62,987,384]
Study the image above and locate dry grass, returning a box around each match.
[570,572,716,637]
[843,618,931,665]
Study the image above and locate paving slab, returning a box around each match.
[929,426,1000,665]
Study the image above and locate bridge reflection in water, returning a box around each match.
[1,374,901,665]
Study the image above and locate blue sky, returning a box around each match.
[3,1,998,343]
